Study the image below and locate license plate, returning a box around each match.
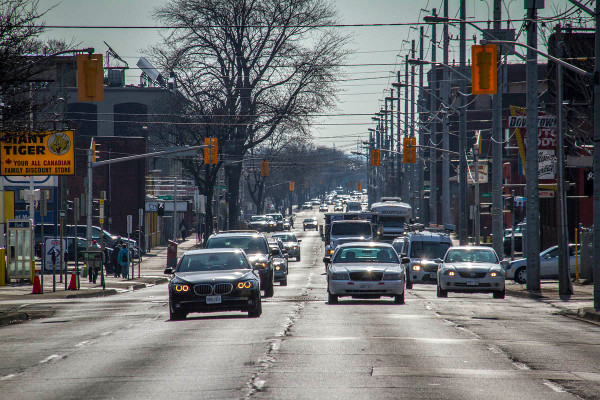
[359,284,369,289]
[206,295,222,304]
[466,279,478,286]
[430,273,437,279]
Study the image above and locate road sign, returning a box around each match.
[0,131,75,176]
[59,209,66,219]
[539,190,555,198]
[482,192,492,198]
[482,28,516,54]
[43,238,66,272]
[158,195,173,200]
[127,215,133,234]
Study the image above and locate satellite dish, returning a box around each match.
[137,57,165,86]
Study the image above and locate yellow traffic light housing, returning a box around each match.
[471,44,497,95]
[204,137,218,164]
[371,149,380,167]
[356,182,362,191]
[289,181,295,191]
[403,137,416,164]
[260,160,270,176]
[77,54,104,102]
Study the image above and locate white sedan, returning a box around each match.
[437,246,507,299]
[325,242,405,304]
[505,244,579,284]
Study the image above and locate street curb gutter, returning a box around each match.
[66,289,119,299]
[505,288,545,300]
[0,312,29,326]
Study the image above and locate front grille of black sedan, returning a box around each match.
[422,264,438,273]
[458,271,488,279]
[194,284,213,295]
[349,271,383,281]
[213,283,233,295]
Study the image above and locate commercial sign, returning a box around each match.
[506,106,556,184]
[467,162,488,184]
[0,131,75,176]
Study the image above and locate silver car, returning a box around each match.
[437,246,506,299]
[325,242,405,304]
[272,233,301,261]
[505,244,579,284]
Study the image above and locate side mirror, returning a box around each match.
[323,256,331,264]
[298,240,302,243]
[500,260,510,268]
[401,257,410,264]
[164,267,174,275]
[434,258,443,264]
[270,249,279,256]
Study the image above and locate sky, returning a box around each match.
[36,0,588,153]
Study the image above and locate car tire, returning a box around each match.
[296,254,301,262]
[248,295,262,318]
[394,292,405,304]
[406,280,413,290]
[264,278,275,298]
[493,289,506,299]
[281,275,288,286]
[328,292,338,304]
[437,285,448,298]
[514,267,527,284]
[169,299,186,321]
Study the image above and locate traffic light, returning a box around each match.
[471,44,497,95]
[371,149,380,167]
[204,137,218,164]
[77,54,104,102]
[91,138,100,162]
[289,182,295,191]
[260,160,270,176]
[403,137,416,164]
[504,196,513,211]
[356,182,362,191]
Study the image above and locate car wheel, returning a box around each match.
[281,275,288,286]
[248,295,262,318]
[169,299,186,321]
[328,292,338,304]
[514,267,527,284]
[493,289,506,299]
[264,280,275,298]
[296,254,301,262]
[436,285,448,298]
[394,292,405,304]
[406,279,413,290]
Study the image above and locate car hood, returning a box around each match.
[331,263,400,272]
[443,262,499,271]
[173,270,252,283]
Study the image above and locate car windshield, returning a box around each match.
[267,214,282,221]
[444,249,499,264]
[176,252,249,272]
[273,234,297,242]
[269,246,283,257]
[379,217,407,227]
[410,241,452,259]
[331,223,371,236]
[207,236,268,254]
[250,216,267,222]
[304,219,315,223]
[333,247,399,263]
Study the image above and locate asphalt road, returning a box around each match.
[0,209,599,399]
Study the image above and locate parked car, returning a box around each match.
[503,222,526,256]
[437,246,507,299]
[272,233,301,261]
[303,218,318,231]
[505,244,579,284]
[205,232,275,297]
[164,249,262,320]
[325,242,405,304]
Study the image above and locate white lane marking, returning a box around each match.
[543,380,566,392]
[100,331,113,336]
[0,374,16,381]
[75,340,91,347]
[513,362,530,370]
[39,354,64,364]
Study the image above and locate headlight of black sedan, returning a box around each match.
[236,280,258,289]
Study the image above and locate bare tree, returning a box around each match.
[150,0,348,228]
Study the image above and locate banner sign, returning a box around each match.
[1,131,75,176]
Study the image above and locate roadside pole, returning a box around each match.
[594,0,600,311]
[138,208,143,278]
[127,214,132,281]
[442,0,450,226]
[458,0,467,245]
[429,14,438,225]
[474,142,480,245]
[418,26,425,223]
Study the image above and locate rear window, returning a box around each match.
[206,236,268,254]
[331,223,371,236]
[333,247,398,263]
[409,240,452,259]
[273,234,297,242]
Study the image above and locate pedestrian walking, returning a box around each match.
[118,243,131,279]
[111,239,122,277]
[88,240,102,284]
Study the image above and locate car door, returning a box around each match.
[568,245,580,278]
[539,247,559,278]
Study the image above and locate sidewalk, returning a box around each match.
[0,238,201,326]
[505,279,600,324]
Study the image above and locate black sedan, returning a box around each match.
[164,249,262,320]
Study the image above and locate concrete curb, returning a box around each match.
[0,312,29,326]
[505,288,546,300]
[65,288,119,299]
[578,307,600,323]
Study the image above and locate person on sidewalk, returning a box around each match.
[88,240,102,284]
[111,238,122,277]
[118,243,131,279]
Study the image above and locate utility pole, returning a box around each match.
[594,0,600,311]
[396,72,403,201]
[410,40,416,216]
[418,26,425,223]
[442,0,451,226]
[429,10,438,225]
[458,0,468,245]
[404,55,410,204]
[384,99,389,197]
[491,0,504,257]
[556,38,573,296]
[525,0,541,292]
[389,89,395,196]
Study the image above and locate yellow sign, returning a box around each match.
[1,131,75,176]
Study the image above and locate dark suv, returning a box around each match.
[205,232,275,297]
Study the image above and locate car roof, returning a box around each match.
[337,241,394,249]
[209,232,266,239]
[405,231,453,241]
[331,219,370,224]
[448,246,495,251]
[182,248,246,256]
